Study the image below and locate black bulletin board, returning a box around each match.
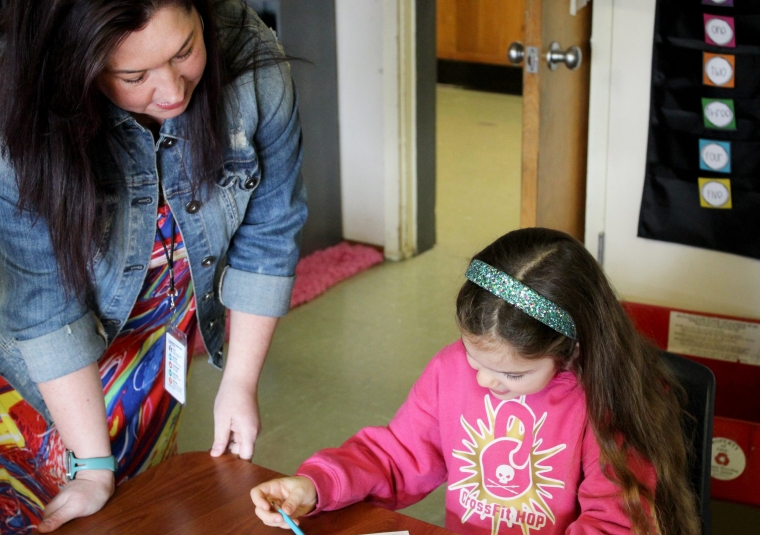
[638,0,760,260]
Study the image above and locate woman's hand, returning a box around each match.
[210,378,260,459]
[36,362,115,531]
[251,476,317,528]
[210,311,278,460]
[37,470,115,532]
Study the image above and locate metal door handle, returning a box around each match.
[507,42,524,65]
[508,42,539,73]
[546,42,582,70]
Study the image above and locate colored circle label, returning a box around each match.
[704,101,734,128]
[705,56,733,86]
[701,143,729,171]
[706,18,734,46]
[701,181,731,208]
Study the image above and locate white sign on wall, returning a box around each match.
[667,311,760,365]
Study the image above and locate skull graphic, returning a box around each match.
[496,464,515,484]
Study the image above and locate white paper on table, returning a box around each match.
[358,532,410,535]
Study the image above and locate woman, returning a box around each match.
[0,0,306,531]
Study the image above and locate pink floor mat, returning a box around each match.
[192,241,383,355]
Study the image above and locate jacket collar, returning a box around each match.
[103,98,189,140]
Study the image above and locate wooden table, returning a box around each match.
[56,452,456,534]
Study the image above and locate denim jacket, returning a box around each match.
[0,3,306,421]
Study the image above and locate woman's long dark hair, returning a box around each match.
[456,228,700,535]
[0,0,282,298]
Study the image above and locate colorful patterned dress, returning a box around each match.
[0,204,198,532]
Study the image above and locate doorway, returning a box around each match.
[434,0,526,258]
[417,0,593,254]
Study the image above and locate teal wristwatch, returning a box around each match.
[65,450,117,480]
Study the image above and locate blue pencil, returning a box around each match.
[275,505,306,535]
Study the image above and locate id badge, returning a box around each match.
[164,321,188,405]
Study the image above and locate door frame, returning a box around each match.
[385,0,437,260]
[384,0,418,261]
[584,0,615,262]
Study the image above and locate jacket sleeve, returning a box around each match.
[0,171,105,383]
[220,18,307,318]
[296,358,448,512]
[566,422,657,534]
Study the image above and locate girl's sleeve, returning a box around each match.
[296,358,448,512]
[220,18,307,318]
[566,421,657,534]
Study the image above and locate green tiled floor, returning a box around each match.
[177,86,760,532]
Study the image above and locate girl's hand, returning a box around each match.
[210,378,260,460]
[251,476,317,528]
[37,469,115,532]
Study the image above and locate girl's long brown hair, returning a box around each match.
[456,228,699,535]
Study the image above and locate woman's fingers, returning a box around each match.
[211,381,260,460]
[210,417,231,457]
[37,473,115,532]
[237,428,255,460]
[38,495,71,532]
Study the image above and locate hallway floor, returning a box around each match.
[177,86,760,532]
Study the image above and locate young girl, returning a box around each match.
[251,228,699,535]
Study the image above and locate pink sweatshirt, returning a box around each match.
[297,340,655,535]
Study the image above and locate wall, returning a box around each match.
[251,0,383,252]
[250,1,436,255]
[278,0,343,255]
[336,0,387,246]
[585,0,760,319]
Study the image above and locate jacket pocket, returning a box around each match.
[215,158,259,230]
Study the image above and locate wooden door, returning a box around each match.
[520,0,592,241]
[437,0,525,66]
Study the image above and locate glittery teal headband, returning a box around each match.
[465,259,577,339]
